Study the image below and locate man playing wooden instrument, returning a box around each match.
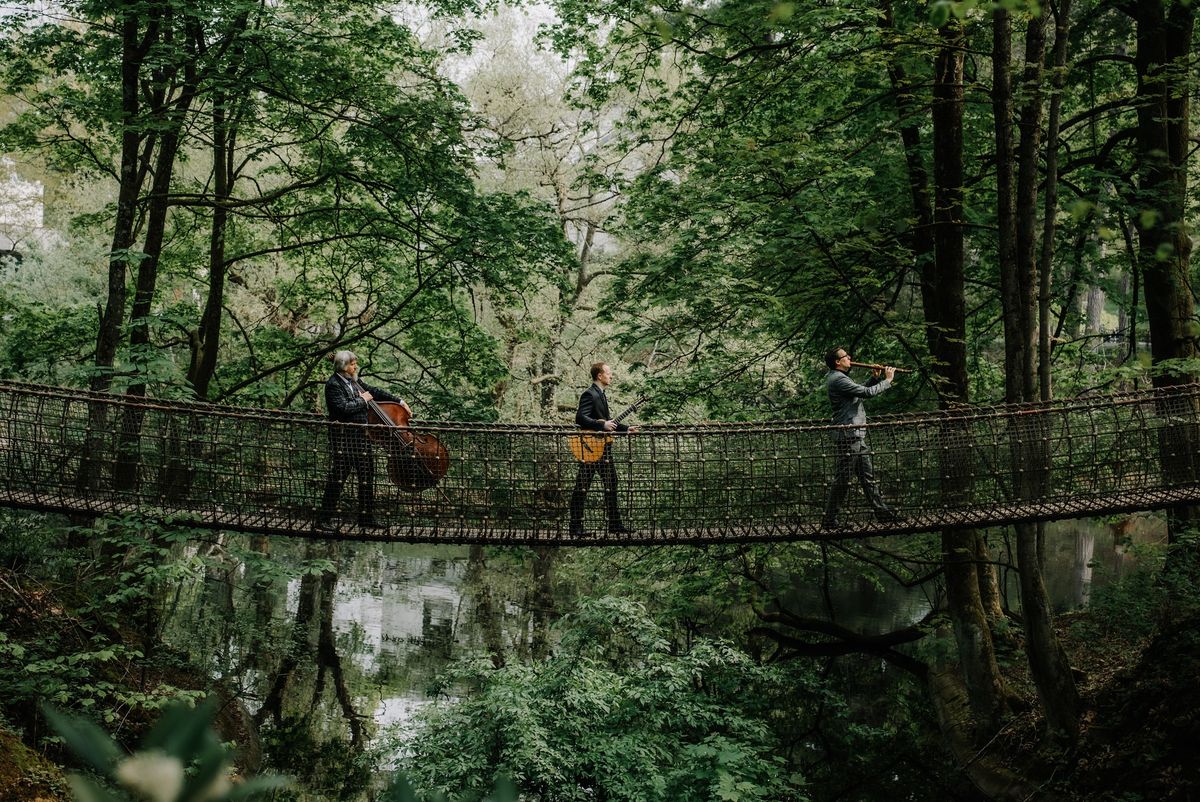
[316,350,410,532]
[821,346,903,529]
[568,362,639,537]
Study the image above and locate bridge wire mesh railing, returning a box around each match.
[1,381,1200,544]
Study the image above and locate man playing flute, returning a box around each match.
[821,346,903,529]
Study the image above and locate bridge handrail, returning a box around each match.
[2,379,1195,435]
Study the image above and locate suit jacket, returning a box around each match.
[325,373,402,425]
[826,369,890,440]
[575,383,629,433]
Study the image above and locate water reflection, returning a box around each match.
[772,516,1165,635]
[1034,515,1163,612]
[160,514,1165,779]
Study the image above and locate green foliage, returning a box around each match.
[381,772,517,802]
[0,0,575,415]
[43,700,289,802]
[257,717,372,802]
[401,596,807,802]
[44,698,520,802]
[0,516,220,729]
[1074,539,1172,643]
[0,293,97,384]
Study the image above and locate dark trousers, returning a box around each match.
[569,454,623,532]
[319,429,375,521]
[823,437,889,520]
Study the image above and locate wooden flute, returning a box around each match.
[849,361,914,374]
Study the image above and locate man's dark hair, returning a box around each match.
[590,362,608,381]
[824,347,845,370]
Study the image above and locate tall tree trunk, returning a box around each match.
[188,6,253,397]
[886,0,1009,739]
[974,536,1006,623]
[1038,0,1074,399]
[994,10,1020,407]
[1132,0,1196,389]
[79,4,155,495]
[93,3,155,393]
[188,97,233,400]
[1003,8,1081,745]
[113,20,201,491]
[113,126,188,492]
[930,17,1008,741]
[1013,12,1047,401]
[1128,0,1200,569]
[529,546,556,660]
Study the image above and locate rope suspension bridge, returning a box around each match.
[1,380,1198,545]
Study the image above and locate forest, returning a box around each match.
[0,0,1198,799]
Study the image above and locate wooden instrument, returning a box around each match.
[849,361,914,374]
[352,378,449,491]
[569,397,647,463]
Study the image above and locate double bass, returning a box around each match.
[351,377,449,491]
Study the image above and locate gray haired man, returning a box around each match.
[316,350,408,531]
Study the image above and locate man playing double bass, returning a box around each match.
[316,350,410,532]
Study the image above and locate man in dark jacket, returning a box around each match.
[317,350,409,531]
[568,362,638,537]
[821,346,900,529]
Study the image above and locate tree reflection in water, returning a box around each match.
[152,518,1161,795]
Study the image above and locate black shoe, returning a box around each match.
[874,508,904,523]
[608,524,637,535]
[821,517,843,530]
[315,519,337,533]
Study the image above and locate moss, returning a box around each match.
[0,727,70,802]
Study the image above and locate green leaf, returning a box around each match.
[768,3,796,23]
[928,1,953,27]
[380,773,419,802]
[653,15,673,43]
[68,774,127,802]
[225,774,293,801]
[143,699,215,758]
[484,775,518,802]
[41,703,122,774]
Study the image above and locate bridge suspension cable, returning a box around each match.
[1,381,1198,544]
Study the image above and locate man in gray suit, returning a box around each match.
[821,346,901,529]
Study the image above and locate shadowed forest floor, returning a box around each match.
[988,608,1200,800]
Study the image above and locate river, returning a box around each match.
[163,515,1163,779]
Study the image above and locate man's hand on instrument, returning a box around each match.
[884,366,896,381]
[602,420,618,432]
[627,426,640,433]
[359,390,373,402]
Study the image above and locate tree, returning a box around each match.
[992,0,1081,745]
[1,0,573,421]
[404,597,806,802]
